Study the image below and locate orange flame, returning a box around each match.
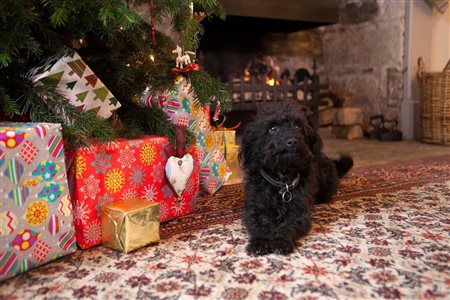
[266,77,275,86]
[244,69,251,82]
[265,76,280,86]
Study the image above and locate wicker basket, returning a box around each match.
[417,57,450,145]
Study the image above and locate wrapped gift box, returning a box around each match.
[67,136,199,249]
[141,78,230,195]
[220,144,241,182]
[213,130,236,147]
[101,199,159,253]
[29,48,121,119]
[0,122,76,282]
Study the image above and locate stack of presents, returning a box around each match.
[213,127,241,182]
[0,49,236,281]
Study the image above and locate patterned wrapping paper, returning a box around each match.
[67,136,199,249]
[0,122,76,282]
[29,48,121,119]
[141,78,230,195]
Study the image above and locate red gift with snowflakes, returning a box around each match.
[66,136,199,249]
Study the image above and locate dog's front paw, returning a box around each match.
[271,239,294,255]
[247,238,272,255]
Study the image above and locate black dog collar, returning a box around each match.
[259,170,300,203]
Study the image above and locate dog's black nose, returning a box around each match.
[286,138,298,147]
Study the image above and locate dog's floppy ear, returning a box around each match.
[239,121,258,170]
[300,109,322,155]
[304,110,319,130]
[304,121,323,156]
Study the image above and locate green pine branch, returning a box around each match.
[0,0,229,149]
[189,71,232,113]
[0,2,43,67]
[0,87,20,117]
[118,101,195,147]
[22,80,117,149]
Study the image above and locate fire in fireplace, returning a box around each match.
[198,0,340,129]
[228,56,327,113]
[201,6,338,94]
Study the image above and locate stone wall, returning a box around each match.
[318,0,406,125]
[262,30,323,77]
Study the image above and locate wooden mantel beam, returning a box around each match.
[219,0,339,24]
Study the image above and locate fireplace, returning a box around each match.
[137,1,420,140]
[198,1,340,129]
[197,0,410,142]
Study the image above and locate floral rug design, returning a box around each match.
[1,156,449,299]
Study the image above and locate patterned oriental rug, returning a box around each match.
[1,156,450,299]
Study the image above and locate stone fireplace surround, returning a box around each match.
[199,0,407,138]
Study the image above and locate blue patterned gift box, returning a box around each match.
[0,122,76,281]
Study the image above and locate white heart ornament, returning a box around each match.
[165,154,194,197]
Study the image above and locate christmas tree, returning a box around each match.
[0,0,231,149]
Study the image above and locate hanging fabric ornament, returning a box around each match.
[213,101,221,122]
[150,0,155,48]
[165,154,194,197]
[164,126,194,197]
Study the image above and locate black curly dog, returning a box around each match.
[239,104,353,255]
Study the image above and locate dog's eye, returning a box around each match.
[269,126,279,134]
[294,125,300,129]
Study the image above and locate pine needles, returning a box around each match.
[0,0,231,149]
[190,71,232,113]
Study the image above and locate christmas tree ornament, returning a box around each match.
[213,101,221,122]
[165,154,194,197]
[171,45,199,74]
[150,0,156,48]
[164,125,195,197]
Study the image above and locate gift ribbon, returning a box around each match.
[176,125,187,158]
[222,132,227,160]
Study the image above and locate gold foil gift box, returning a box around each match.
[101,199,160,253]
[221,144,241,182]
[214,130,236,147]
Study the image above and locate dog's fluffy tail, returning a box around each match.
[334,154,353,177]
